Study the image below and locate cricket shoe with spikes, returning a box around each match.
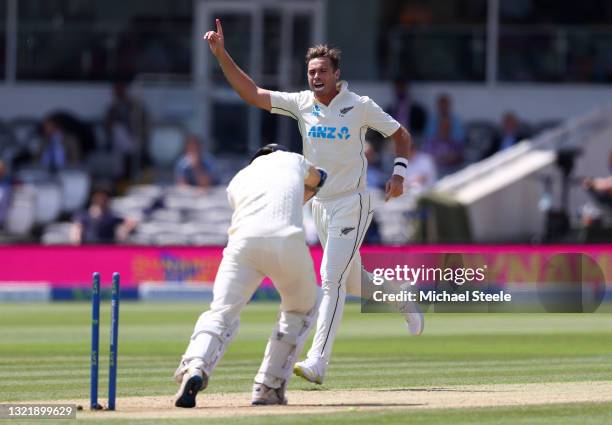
[293,357,325,385]
[399,283,424,336]
[251,381,288,405]
[174,367,208,408]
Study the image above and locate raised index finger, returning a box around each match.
[216,18,223,36]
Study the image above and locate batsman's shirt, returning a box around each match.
[226,151,313,240]
[269,81,400,199]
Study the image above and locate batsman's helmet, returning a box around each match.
[250,143,289,163]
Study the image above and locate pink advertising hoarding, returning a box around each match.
[0,245,610,288]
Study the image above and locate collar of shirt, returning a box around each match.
[312,80,349,109]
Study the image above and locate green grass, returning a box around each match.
[1,302,611,424]
[12,403,612,425]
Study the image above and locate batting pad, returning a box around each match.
[255,305,318,388]
[182,319,240,377]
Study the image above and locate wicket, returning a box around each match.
[90,272,101,410]
[90,272,121,411]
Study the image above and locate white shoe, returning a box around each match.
[399,283,424,336]
[293,357,325,385]
[251,382,287,405]
[174,368,207,408]
[399,299,424,336]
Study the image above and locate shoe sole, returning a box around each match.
[408,314,424,336]
[404,303,424,336]
[251,398,288,406]
[293,364,323,385]
[175,375,204,408]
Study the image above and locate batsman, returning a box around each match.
[203,19,423,387]
[174,145,326,406]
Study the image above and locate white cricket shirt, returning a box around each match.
[226,151,312,240]
[269,81,400,199]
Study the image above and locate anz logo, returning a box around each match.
[307,126,351,140]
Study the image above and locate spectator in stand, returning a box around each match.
[423,116,464,177]
[39,115,81,172]
[404,145,437,193]
[424,93,465,143]
[583,176,612,206]
[386,79,427,138]
[0,160,12,228]
[580,175,612,238]
[70,186,137,244]
[492,111,528,153]
[175,135,220,188]
[105,82,150,173]
[579,151,612,235]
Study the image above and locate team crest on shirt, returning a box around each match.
[339,106,354,117]
[312,104,321,117]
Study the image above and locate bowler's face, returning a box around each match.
[307,58,339,96]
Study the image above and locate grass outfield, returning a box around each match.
[1,302,611,424]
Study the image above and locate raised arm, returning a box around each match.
[204,19,271,111]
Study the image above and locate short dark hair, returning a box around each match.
[305,45,341,70]
[250,143,288,164]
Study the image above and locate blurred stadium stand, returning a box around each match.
[417,106,612,244]
[0,0,611,245]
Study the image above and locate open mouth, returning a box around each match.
[313,82,325,89]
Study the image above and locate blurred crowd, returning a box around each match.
[362,78,548,218]
[0,82,225,245]
[0,80,610,245]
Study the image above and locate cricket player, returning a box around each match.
[204,19,423,386]
[174,144,326,407]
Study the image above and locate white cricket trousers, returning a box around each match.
[307,191,373,363]
[184,234,318,379]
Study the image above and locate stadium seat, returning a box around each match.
[34,183,63,224]
[110,195,151,219]
[125,232,154,245]
[41,222,73,245]
[180,221,224,233]
[86,151,124,179]
[57,169,91,213]
[5,185,36,236]
[165,192,199,210]
[149,208,183,223]
[189,233,228,246]
[148,124,186,168]
[186,208,231,227]
[371,188,420,244]
[153,232,189,245]
[126,184,164,199]
[15,167,51,184]
[8,118,39,148]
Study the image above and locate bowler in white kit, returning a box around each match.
[204,19,423,386]
[174,145,327,406]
